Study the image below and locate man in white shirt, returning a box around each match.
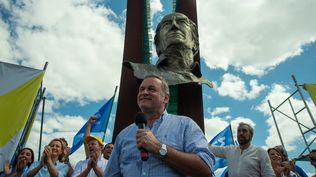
[209,122,275,177]
[72,136,107,177]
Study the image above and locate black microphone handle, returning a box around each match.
[137,123,149,161]
[137,123,146,129]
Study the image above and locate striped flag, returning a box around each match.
[0,61,45,172]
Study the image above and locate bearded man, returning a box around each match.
[208,122,275,177]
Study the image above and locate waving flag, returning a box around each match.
[0,61,45,172]
[70,95,115,154]
[304,83,316,106]
[209,124,234,171]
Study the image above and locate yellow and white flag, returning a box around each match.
[0,61,45,171]
[304,83,316,107]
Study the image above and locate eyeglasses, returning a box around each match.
[310,156,316,161]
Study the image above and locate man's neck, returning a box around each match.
[145,112,163,128]
[239,143,251,153]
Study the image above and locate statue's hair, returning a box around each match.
[154,13,199,57]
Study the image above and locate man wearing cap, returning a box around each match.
[72,136,107,177]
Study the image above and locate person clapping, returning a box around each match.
[2,148,34,177]
[26,138,68,177]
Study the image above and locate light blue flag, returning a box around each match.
[70,96,114,154]
[209,124,234,170]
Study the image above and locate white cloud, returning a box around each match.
[0,0,10,9]
[150,0,163,17]
[204,117,229,142]
[211,107,230,117]
[216,73,267,100]
[3,0,124,104]
[0,19,13,61]
[197,0,316,76]
[256,84,316,152]
[204,116,255,142]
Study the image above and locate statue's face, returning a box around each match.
[158,13,194,52]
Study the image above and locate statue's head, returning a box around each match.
[154,12,199,57]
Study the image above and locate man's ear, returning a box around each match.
[164,94,170,104]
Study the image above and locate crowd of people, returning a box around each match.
[1,10,315,177]
[1,75,316,177]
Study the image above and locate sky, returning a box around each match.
[1,0,316,175]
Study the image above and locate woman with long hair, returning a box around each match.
[26,138,68,177]
[2,148,34,177]
[268,147,297,177]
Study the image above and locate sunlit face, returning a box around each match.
[158,13,194,52]
[310,151,316,168]
[49,140,63,157]
[17,149,33,166]
[237,125,252,145]
[87,139,102,157]
[103,144,114,160]
[268,149,282,165]
[137,77,169,114]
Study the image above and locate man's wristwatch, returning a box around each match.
[159,143,168,159]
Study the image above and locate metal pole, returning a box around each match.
[288,99,311,152]
[292,75,316,127]
[38,96,46,161]
[268,100,285,147]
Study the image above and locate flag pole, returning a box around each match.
[102,86,118,142]
[229,122,235,145]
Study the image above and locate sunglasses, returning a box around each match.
[310,156,316,161]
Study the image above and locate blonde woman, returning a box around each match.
[27,138,68,177]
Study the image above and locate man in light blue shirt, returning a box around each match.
[104,75,214,177]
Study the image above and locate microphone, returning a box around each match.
[135,112,149,161]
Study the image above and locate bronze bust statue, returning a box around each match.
[125,12,212,87]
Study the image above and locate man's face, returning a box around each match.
[158,13,194,52]
[87,139,102,157]
[137,77,169,114]
[310,151,316,168]
[103,144,114,160]
[237,125,252,145]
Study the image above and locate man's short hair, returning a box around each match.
[238,122,254,138]
[143,75,170,96]
[154,13,199,57]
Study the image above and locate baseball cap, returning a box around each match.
[84,135,104,145]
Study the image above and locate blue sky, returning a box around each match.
[1,0,315,175]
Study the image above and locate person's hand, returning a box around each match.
[4,160,12,175]
[88,116,97,125]
[281,161,291,176]
[87,152,97,170]
[136,129,161,153]
[16,157,28,169]
[40,152,46,165]
[44,145,52,162]
[273,165,284,176]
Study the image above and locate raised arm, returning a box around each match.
[84,116,97,159]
